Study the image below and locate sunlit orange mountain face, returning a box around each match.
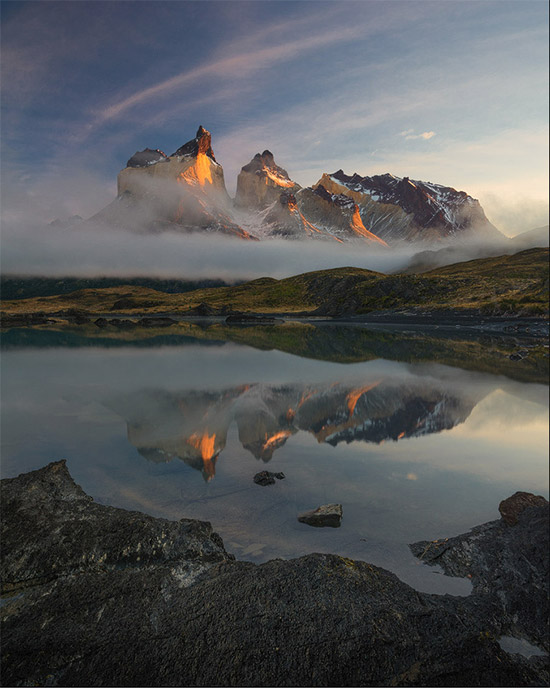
[84,125,502,245]
[109,378,484,481]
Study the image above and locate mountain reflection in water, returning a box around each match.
[110,377,482,481]
[2,340,547,595]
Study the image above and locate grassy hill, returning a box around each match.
[1,248,548,318]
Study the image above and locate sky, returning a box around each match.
[1,0,548,275]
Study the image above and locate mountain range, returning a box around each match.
[85,125,504,246]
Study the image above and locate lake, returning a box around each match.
[1,323,548,595]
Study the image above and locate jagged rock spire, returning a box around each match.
[171,125,217,161]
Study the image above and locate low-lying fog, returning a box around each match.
[3,216,546,281]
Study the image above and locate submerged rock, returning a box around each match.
[298,503,343,527]
[1,462,547,687]
[253,470,285,486]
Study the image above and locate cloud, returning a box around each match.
[400,130,436,140]
[478,193,549,237]
[86,24,367,137]
[339,126,549,234]
[1,163,115,224]
[1,214,421,280]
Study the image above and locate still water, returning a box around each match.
[1,327,548,595]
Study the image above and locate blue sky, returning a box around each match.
[1,0,548,235]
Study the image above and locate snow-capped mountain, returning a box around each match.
[316,170,501,242]
[234,151,389,244]
[85,125,502,246]
[88,126,255,239]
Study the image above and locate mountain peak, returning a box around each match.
[126,148,168,169]
[171,125,217,162]
[241,150,283,175]
[235,151,299,209]
[325,169,501,240]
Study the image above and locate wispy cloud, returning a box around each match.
[87,25,366,135]
[400,130,436,140]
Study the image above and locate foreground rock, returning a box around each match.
[1,462,548,687]
[1,461,230,594]
[410,494,549,653]
[498,490,548,525]
[297,503,343,527]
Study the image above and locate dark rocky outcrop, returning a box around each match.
[1,461,231,595]
[171,125,217,161]
[410,496,549,653]
[0,311,54,328]
[138,316,176,328]
[499,491,548,525]
[110,297,144,311]
[253,470,285,486]
[1,462,548,687]
[225,314,282,325]
[126,147,168,168]
[297,503,343,527]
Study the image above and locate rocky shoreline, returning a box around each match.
[2,309,549,340]
[1,461,548,686]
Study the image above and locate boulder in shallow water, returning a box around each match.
[253,470,285,486]
[298,503,342,527]
[499,491,548,526]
